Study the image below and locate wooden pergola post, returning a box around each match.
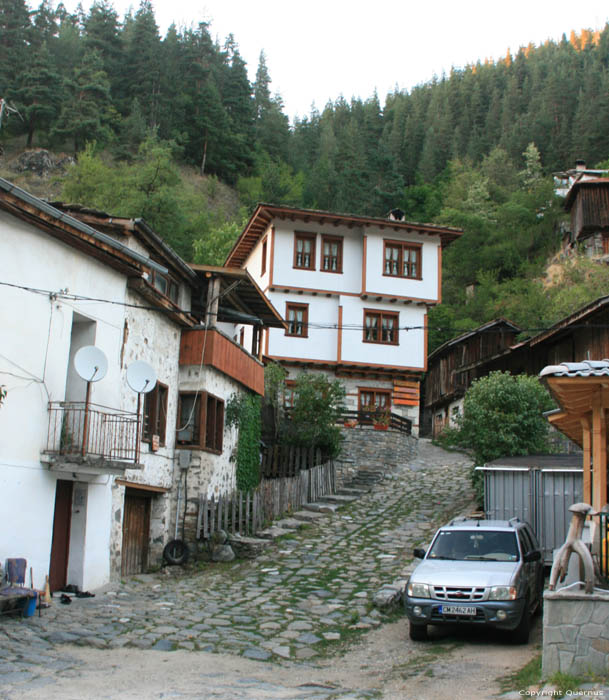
[592,391,607,514]
[581,414,592,505]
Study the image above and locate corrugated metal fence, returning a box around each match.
[479,464,582,565]
[197,460,336,539]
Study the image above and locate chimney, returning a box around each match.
[387,208,405,222]
[575,159,586,171]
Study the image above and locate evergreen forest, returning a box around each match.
[3,0,609,348]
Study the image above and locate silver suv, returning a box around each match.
[403,518,544,643]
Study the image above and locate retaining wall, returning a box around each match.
[542,588,609,676]
[336,426,417,484]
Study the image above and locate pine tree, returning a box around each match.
[52,49,111,152]
[14,42,62,146]
[0,0,31,98]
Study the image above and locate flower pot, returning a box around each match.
[373,424,388,431]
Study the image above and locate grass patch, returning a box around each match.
[498,653,542,693]
[395,642,464,679]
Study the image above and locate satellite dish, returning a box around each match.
[74,346,108,383]
[127,361,157,394]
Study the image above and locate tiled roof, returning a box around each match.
[539,360,609,378]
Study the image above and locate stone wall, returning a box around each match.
[335,426,417,485]
[543,588,609,676]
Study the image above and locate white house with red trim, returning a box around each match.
[225,205,462,433]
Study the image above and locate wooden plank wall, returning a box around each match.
[197,460,336,539]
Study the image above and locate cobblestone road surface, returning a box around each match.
[1,439,476,699]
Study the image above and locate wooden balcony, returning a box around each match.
[179,329,264,395]
[45,401,142,475]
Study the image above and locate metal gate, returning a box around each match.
[478,455,583,565]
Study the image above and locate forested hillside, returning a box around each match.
[3,0,609,347]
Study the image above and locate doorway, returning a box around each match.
[49,480,74,592]
[121,490,151,576]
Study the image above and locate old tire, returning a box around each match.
[511,603,530,644]
[409,622,428,641]
[163,539,189,566]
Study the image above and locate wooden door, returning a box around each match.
[49,480,74,592]
[121,491,151,576]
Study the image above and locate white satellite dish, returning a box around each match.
[126,361,157,394]
[74,346,108,383]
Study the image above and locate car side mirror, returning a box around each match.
[413,547,426,559]
[524,550,541,563]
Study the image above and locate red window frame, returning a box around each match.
[363,309,399,345]
[143,382,168,446]
[321,235,343,273]
[286,303,309,337]
[293,232,316,270]
[261,237,267,276]
[176,391,224,453]
[383,240,422,280]
[358,389,391,412]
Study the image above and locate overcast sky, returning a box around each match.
[52,0,609,122]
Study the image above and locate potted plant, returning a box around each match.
[372,409,391,430]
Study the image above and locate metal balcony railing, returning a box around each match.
[47,401,139,463]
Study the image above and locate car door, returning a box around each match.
[518,527,540,608]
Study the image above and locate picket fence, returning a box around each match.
[197,459,336,539]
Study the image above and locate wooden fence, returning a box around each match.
[260,444,328,478]
[197,459,336,539]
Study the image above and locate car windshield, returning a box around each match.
[427,529,519,562]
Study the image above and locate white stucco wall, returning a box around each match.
[364,234,441,301]
[270,221,363,294]
[0,211,130,589]
[266,293,339,362]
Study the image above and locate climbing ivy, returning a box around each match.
[226,392,262,492]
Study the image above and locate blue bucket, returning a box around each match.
[22,593,37,618]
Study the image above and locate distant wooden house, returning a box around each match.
[423,296,609,437]
[564,177,609,257]
[423,319,521,437]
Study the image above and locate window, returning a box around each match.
[151,269,179,303]
[261,237,267,276]
[176,392,224,452]
[321,235,343,273]
[286,303,308,337]
[358,389,391,412]
[143,383,168,445]
[363,310,399,345]
[383,241,421,279]
[239,327,245,346]
[293,233,316,270]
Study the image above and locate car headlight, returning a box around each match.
[407,582,430,598]
[488,586,517,601]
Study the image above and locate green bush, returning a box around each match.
[226,392,261,492]
[440,371,555,502]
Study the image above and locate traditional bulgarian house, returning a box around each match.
[225,204,461,434]
[0,180,282,591]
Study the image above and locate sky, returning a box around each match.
[50,0,609,123]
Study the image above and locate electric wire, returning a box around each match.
[2,279,607,336]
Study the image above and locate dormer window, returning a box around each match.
[294,232,316,270]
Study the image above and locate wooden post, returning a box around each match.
[581,415,592,506]
[592,394,607,513]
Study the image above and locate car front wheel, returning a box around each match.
[409,621,428,641]
[510,603,530,644]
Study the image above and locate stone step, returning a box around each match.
[302,502,338,514]
[317,493,358,504]
[255,525,290,540]
[274,518,308,530]
[291,509,328,523]
[336,486,367,496]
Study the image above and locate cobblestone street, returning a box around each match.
[1,440,477,699]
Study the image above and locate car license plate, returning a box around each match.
[440,605,476,616]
